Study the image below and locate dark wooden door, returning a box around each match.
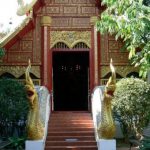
[53,51,89,111]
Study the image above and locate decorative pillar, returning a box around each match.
[40,16,52,92]
[90,16,99,91]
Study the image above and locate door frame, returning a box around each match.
[45,40,96,111]
[51,49,93,111]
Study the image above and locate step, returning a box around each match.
[49,122,93,126]
[50,117,92,122]
[50,114,92,117]
[46,141,97,146]
[49,119,93,122]
[45,112,97,150]
[49,123,93,127]
[50,113,91,116]
[50,115,92,118]
[45,145,97,150]
[48,125,94,128]
[48,127,94,132]
[47,131,95,136]
[46,136,95,141]
[49,118,92,121]
[51,111,91,114]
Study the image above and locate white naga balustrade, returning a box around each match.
[26,86,50,150]
[91,86,116,150]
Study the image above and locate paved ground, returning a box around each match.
[117,147,139,150]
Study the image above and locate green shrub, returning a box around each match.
[113,78,150,137]
[0,78,28,138]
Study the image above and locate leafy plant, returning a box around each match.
[140,137,150,150]
[7,136,26,150]
[0,136,26,150]
[0,48,5,58]
[0,78,28,138]
[97,0,150,78]
[113,78,150,138]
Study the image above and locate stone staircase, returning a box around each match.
[45,111,97,150]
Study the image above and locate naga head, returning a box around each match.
[25,59,36,109]
[105,59,116,98]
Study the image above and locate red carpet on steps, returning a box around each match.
[45,111,98,150]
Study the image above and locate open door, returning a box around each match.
[53,51,89,111]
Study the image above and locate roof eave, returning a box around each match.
[0,0,44,48]
[0,18,34,49]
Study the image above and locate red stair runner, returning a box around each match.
[45,111,97,150]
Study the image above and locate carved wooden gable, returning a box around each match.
[41,0,99,28]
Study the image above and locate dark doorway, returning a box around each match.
[53,51,89,111]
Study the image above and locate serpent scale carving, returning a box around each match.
[98,59,116,139]
[25,60,44,140]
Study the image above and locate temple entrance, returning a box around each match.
[53,51,89,111]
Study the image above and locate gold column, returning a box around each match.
[41,16,52,27]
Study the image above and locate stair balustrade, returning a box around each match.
[25,86,50,150]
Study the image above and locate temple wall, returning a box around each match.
[42,0,99,29]
[0,28,41,84]
[7,31,34,63]
[100,34,129,65]
[0,0,138,85]
[100,34,139,83]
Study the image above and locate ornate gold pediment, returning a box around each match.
[0,66,40,78]
[101,66,139,78]
[50,31,91,49]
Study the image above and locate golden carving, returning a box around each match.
[72,18,90,27]
[90,16,98,25]
[52,17,91,28]
[0,66,40,78]
[82,7,96,14]
[9,42,20,51]
[46,7,60,14]
[19,79,41,85]
[101,66,139,78]
[41,16,52,26]
[8,52,32,62]
[25,60,44,140]
[52,18,70,27]
[100,34,129,63]
[33,16,41,62]
[23,30,33,40]
[50,31,91,48]
[108,40,119,50]
[22,41,33,51]
[54,0,69,3]
[72,0,87,4]
[98,60,116,139]
[64,7,77,14]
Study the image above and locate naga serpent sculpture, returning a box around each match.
[25,60,44,140]
[97,59,116,139]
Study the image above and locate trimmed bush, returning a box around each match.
[0,78,28,138]
[113,78,150,137]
